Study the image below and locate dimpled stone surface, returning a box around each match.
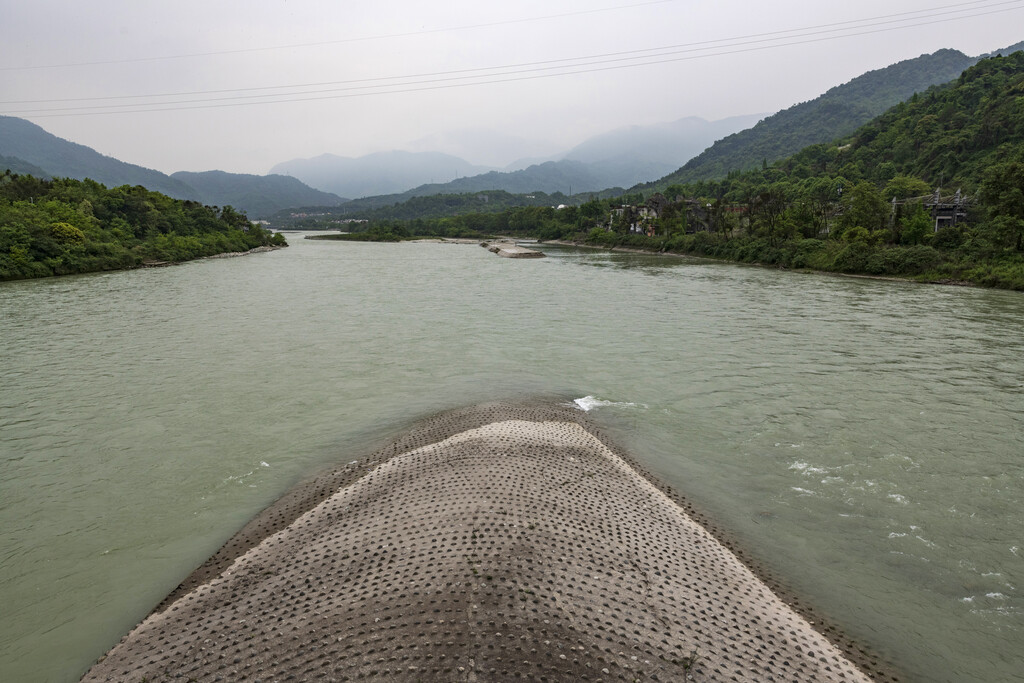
[82,401,872,682]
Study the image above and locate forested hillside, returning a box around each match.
[0,173,285,281]
[170,170,346,218]
[0,116,201,201]
[652,48,976,186]
[772,51,1024,190]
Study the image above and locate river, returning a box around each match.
[1,235,1022,682]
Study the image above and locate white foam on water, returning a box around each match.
[572,396,643,412]
[789,461,832,476]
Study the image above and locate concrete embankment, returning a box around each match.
[81,401,880,682]
[481,241,546,258]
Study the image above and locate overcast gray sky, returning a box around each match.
[2,0,1021,174]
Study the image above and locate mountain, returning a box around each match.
[0,117,347,217]
[0,154,50,178]
[0,116,201,200]
[775,49,1024,190]
[980,40,1024,58]
[403,129,557,169]
[401,160,622,196]
[652,48,978,187]
[318,160,620,214]
[272,115,761,201]
[562,114,763,169]
[269,151,495,198]
[170,170,346,218]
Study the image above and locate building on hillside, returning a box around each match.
[894,189,972,232]
[925,188,970,231]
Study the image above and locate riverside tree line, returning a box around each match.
[0,172,286,281]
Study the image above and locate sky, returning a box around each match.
[2,0,1022,174]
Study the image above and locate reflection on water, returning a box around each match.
[1,238,1022,682]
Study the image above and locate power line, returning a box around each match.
[3,0,1015,106]
[0,0,678,72]
[6,2,1023,118]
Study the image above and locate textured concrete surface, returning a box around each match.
[481,242,546,258]
[82,401,880,682]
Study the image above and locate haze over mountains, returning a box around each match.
[270,114,763,199]
[2,112,762,215]
[0,116,345,216]
[269,151,495,199]
[3,40,1022,219]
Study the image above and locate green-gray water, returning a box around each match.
[1,236,1022,682]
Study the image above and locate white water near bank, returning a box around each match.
[1,237,1022,682]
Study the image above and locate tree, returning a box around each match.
[979,151,1024,250]
[884,175,931,200]
[49,222,85,245]
[753,183,791,245]
[840,181,889,234]
[899,205,933,245]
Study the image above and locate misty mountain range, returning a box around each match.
[0,112,761,216]
[268,114,763,199]
[3,39,1022,218]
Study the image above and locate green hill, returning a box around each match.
[170,170,346,218]
[0,154,51,179]
[776,50,1024,191]
[651,48,977,186]
[0,116,201,200]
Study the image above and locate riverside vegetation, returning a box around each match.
[326,52,1024,289]
[0,172,286,281]
[7,53,1024,287]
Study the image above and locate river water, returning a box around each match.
[1,235,1022,682]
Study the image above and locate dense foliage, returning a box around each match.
[777,52,1024,189]
[0,172,286,281]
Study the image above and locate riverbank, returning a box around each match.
[140,244,287,268]
[199,244,287,260]
[546,236,1023,289]
[81,400,891,682]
